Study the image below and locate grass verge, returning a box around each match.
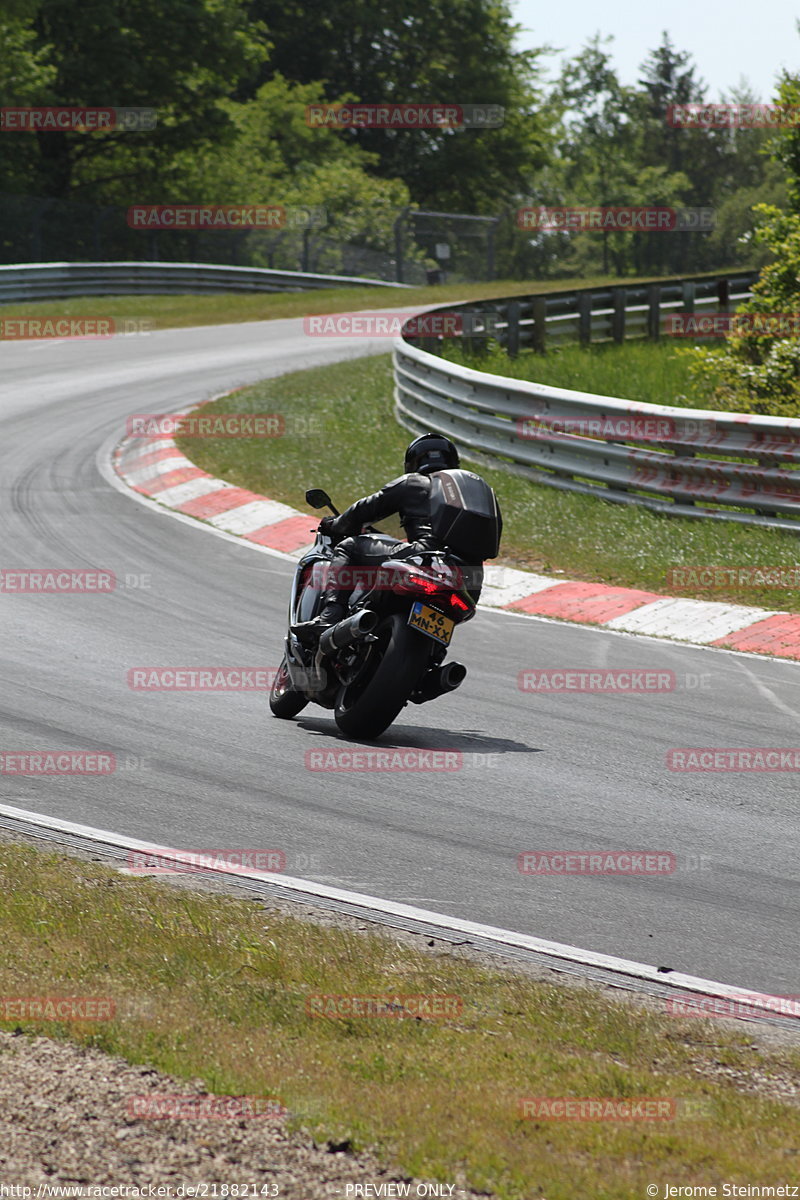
[174,354,800,612]
[1,841,798,1199]
[442,338,724,411]
[0,270,730,331]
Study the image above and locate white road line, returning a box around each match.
[0,800,796,1022]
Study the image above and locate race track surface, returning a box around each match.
[1,318,798,994]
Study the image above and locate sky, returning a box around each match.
[511,0,799,102]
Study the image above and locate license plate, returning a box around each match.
[408,601,454,645]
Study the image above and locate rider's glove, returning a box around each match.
[319,515,341,540]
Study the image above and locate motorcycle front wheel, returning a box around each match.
[334,613,430,740]
[269,654,308,719]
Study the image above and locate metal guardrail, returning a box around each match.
[410,271,759,356]
[0,261,410,302]
[394,272,800,531]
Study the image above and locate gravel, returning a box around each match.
[0,1031,485,1196]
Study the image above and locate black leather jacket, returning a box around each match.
[332,473,439,547]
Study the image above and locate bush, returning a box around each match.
[683,203,800,416]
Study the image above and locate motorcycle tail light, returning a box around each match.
[404,572,440,595]
[449,593,470,612]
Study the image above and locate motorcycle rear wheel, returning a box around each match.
[334,613,430,739]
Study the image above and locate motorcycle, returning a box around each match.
[269,487,478,740]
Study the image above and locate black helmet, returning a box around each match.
[404,432,460,476]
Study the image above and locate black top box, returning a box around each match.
[429,469,503,561]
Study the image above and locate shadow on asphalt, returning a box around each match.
[294,717,541,756]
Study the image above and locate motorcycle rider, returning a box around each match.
[291,433,483,646]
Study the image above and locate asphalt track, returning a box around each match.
[1,316,798,996]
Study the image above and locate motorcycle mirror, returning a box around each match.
[306,488,334,510]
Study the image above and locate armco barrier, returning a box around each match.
[393,273,800,530]
[0,261,409,302]
[408,272,758,357]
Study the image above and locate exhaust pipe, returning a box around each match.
[319,608,378,655]
[411,661,467,704]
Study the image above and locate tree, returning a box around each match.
[164,76,419,275]
[681,63,800,416]
[245,0,552,211]
[546,36,693,276]
[0,0,268,200]
[637,31,709,178]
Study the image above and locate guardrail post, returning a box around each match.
[718,277,730,311]
[532,296,546,353]
[461,307,477,357]
[612,289,626,343]
[578,292,592,346]
[506,301,520,358]
[647,285,661,340]
[394,207,409,284]
[682,281,696,312]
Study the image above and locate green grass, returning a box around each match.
[1,842,798,1199]
[0,269,733,332]
[443,338,725,411]
[174,354,800,613]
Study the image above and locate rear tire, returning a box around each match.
[334,613,431,740]
[269,655,308,719]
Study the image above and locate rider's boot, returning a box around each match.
[291,596,347,648]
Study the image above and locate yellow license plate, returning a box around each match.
[408,601,454,645]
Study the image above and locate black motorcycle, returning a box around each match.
[269,487,482,740]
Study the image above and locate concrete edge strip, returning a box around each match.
[111,406,800,662]
[1,801,796,1025]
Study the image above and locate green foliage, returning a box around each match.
[523,33,783,281]
[164,75,420,269]
[684,204,800,415]
[0,5,791,277]
[0,0,269,200]
[766,72,800,210]
[246,0,552,212]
